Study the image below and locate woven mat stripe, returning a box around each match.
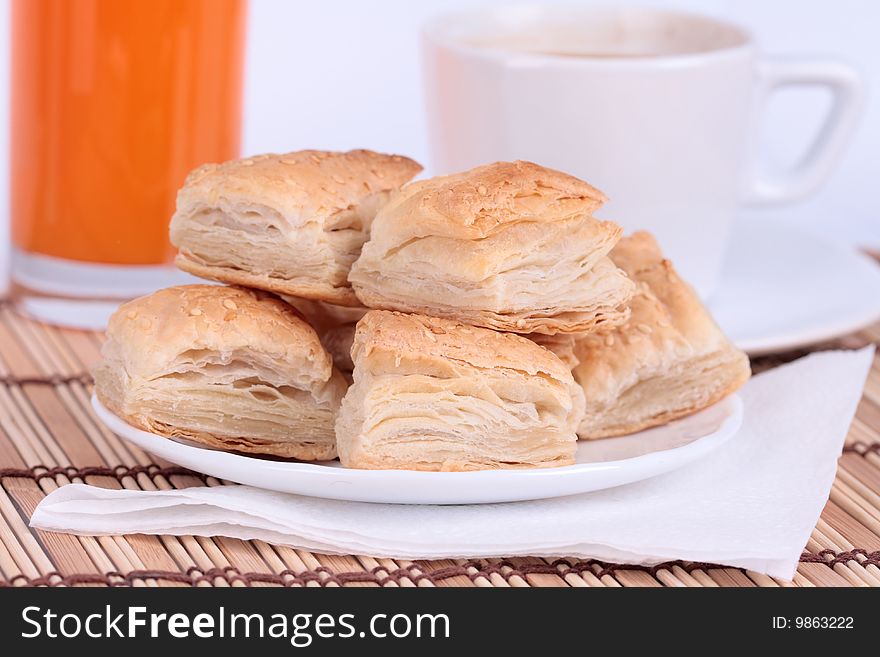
[0,445,877,485]
[3,551,878,588]
[0,465,209,483]
[0,373,93,386]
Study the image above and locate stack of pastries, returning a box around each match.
[94,149,750,471]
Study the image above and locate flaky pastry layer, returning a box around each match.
[336,311,584,471]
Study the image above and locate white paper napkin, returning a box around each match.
[31,347,874,580]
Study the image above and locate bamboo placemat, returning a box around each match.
[1,300,879,587]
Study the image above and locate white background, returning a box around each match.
[0,0,877,294]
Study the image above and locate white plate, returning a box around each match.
[713,218,880,356]
[92,394,743,505]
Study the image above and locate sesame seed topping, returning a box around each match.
[189,308,202,316]
[126,310,138,320]
[516,319,526,328]
[637,323,652,334]
[241,159,254,166]
[281,158,298,165]
[332,175,345,184]
[222,300,237,310]
[605,335,615,347]
[477,185,488,195]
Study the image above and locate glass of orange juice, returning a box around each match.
[10,0,247,327]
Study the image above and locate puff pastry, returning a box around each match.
[93,285,347,460]
[336,310,585,471]
[530,333,579,369]
[170,150,422,306]
[282,297,367,332]
[568,232,751,439]
[349,160,634,334]
[321,323,357,373]
[283,297,363,372]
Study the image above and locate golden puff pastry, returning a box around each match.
[93,285,347,460]
[170,150,422,307]
[320,323,357,373]
[530,333,580,369]
[568,232,751,439]
[282,296,367,333]
[348,160,634,334]
[336,310,585,471]
[282,296,363,372]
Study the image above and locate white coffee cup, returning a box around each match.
[422,6,864,298]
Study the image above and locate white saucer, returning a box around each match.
[92,394,742,505]
[712,219,880,356]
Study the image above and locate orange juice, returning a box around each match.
[11,0,247,266]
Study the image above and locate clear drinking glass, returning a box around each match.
[10,0,247,327]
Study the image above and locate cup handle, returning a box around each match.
[742,57,864,206]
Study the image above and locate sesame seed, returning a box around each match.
[332,175,345,184]
[516,319,526,328]
[637,323,652,334]
[222,300,237,310]
[477,185,488,195]
[605,335,615,347]
[189,308,203,316]
[281,158,298,165]
[241,159,254,166]
[126,310,138,320]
